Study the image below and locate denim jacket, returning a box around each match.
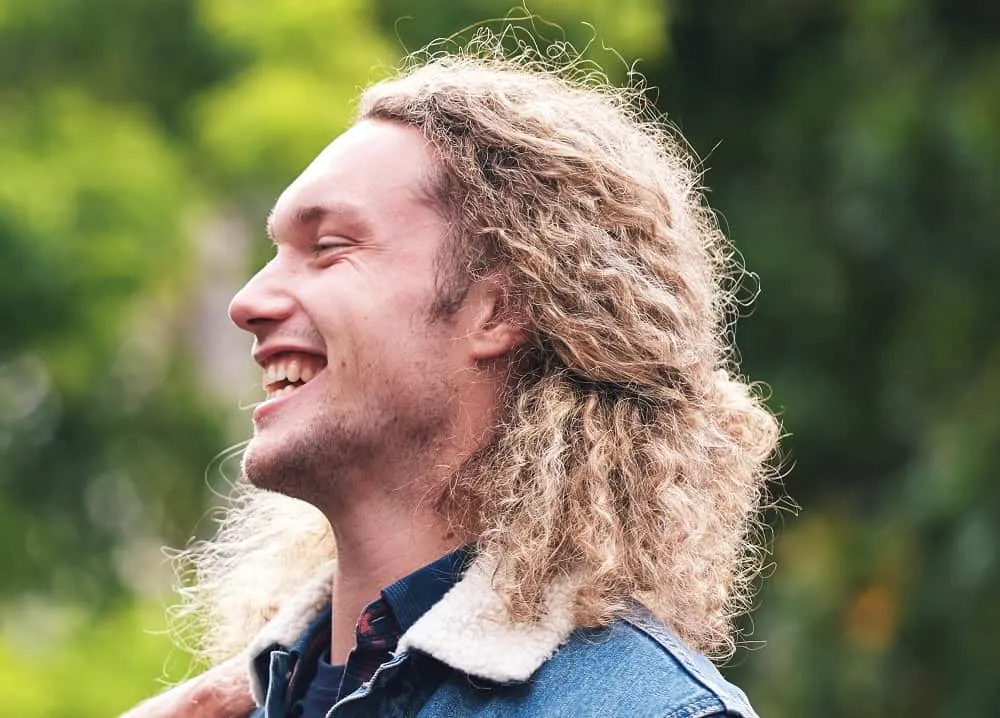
[248,559,759,717]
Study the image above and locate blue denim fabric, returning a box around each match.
[250,605,758,718]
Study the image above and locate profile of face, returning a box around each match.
[228,121,480,508]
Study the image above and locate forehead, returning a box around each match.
[270,120,437,234]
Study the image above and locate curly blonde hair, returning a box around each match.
[173,36,780,665]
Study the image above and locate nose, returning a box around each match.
[228,259,296,332]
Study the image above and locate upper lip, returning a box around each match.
[252,343,327,368]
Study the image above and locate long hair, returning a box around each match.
[173,35,780,665]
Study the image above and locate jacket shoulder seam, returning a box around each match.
[617,617,754,716]
[664,695,728,718]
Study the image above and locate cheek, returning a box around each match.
[306,270,445,358]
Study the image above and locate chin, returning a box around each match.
[241,434,312,498]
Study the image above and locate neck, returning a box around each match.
[318,378,503,663]
[322,460,469,664]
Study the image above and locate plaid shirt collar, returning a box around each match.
[285,546,473,704]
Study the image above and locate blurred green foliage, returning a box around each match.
[0,600,188,715]
[0,1,997,716]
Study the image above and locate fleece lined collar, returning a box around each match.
[246,557,577,704]
[395,559,576,682]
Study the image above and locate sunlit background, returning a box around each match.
[1,1,998,716]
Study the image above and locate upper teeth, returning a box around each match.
[262,352,324,392]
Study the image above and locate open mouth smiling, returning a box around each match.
[261,351,328,401]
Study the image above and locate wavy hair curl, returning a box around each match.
[173,35,780,665]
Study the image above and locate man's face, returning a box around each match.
[228,120,465,504]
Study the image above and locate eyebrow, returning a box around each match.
[266,200,373,242]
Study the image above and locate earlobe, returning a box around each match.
[470,320,526,361]
[464,278,527,362]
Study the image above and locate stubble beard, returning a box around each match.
[242,414,368,507]
[241,384,454,511]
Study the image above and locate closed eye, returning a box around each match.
[313,236,354,253]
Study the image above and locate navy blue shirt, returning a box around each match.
[294,547,471,718]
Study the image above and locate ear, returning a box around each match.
[461,277,526,362]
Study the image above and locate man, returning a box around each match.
[125,39,779,718]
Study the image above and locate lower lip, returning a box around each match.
[252,367,327,423]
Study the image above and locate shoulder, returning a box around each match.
[424,608,759,718]
[528,610,758,718]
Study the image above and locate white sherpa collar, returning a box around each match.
[247,556,576,702]
[395,558,576,683]
[247,560,336,704]
[246,559,337,660]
